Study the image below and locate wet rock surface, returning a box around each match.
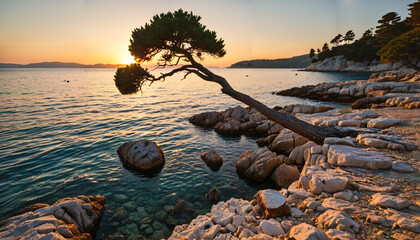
[171,73,419,240]
[189,105,332,139]
[201,149,224,168]
[273,71,420,110]
[117,139,165,173]
[0,195,106,239]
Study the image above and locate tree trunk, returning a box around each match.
[188,58,349,144]
[404,58,420,72]
[218,76,347,144]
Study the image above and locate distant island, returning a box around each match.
[228,54,311,68]
[0,62,125,68]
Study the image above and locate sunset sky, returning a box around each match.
[0,0,414,67]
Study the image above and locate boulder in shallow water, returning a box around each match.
[201,149,223,168]
[117,139,165,172]
[236,149,282,182]
[206,188,220,203]
[188,111,223,127]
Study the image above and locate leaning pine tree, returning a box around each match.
[114,9,350,144]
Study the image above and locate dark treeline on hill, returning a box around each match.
[309,1,420,70]
[229,54,311,68]
[0,62,125,68]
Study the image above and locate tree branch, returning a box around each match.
[152,65,194,81]
[184,69,212,80]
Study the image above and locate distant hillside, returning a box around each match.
[229,54,311,68]
[0,62,125,68]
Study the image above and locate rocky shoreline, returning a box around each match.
[273,70,419,110]
[304,56,413,73]
[174,70,419,239]
[0,195,106,239]
[1,71,419,240]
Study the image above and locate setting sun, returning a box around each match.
[123,55,137,65]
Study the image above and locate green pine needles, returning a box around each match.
[114,9,226,95]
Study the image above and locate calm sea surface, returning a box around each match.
[0,68,371,238]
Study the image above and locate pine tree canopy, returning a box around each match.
[129,9,226,63]
[114,9,226,94]
[377,28,420,71]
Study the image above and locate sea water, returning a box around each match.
[0,68,371,238]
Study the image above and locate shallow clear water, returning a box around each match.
[0,68,371,239]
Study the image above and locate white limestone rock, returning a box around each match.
[327,145,392,169]
[288,141,318,165]
[326,229,355,240]
[324,137,355,147]
[204,224,221,240]
[366,118,401,129]
[321,198,361,213]
[168,215,215,240]
[289,223,329,240]
[259,219,285,236]
[338,120,362,128]
[396,218,420,234]
[254,190,290,218]
[317,209,360,232]
[232,216,245,228]
[392,161,414,172]
[291,208,304,218]
[370,193,411,210]
[211,203,236,227]
[309,170,349,195]
[333,190,353,202]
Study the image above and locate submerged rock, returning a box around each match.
[0,195,106,239]
[117,139,165,172]
[188,111,223,127]
[206,188,220,203]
